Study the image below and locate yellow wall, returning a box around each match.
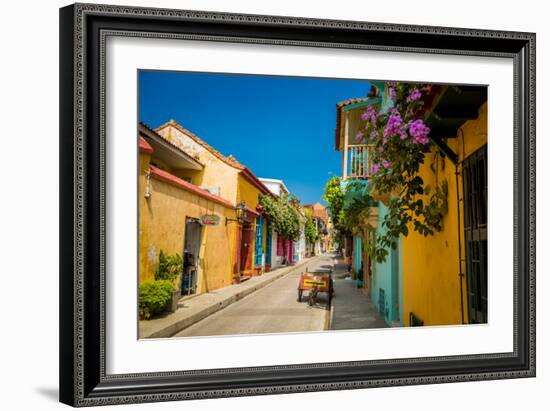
[236,174,268,273]
[139,153,238,293]
[236,174,262,208]
[157,125,240,204]
[401,103,487,326]
[147,124,269,281]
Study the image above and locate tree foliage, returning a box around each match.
[338,182,376,233]
[259,194,302,241]
[322,176,345,230]
[304,209,317,245]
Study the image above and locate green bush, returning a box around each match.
[155,250,183,282]
[139,280,174,320]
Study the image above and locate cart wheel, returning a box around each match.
[297,289,303,302]
[308,290,317,307]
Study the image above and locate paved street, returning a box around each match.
[330,257,388,330]
[175,255,332,337]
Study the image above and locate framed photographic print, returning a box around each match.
[59,3,536,407]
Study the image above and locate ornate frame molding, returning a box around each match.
[60,3,535,407]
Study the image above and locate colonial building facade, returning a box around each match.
[335,82,487,327]
[139,120,278,298]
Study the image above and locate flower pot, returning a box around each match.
[168,290,181,313]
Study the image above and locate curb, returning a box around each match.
[325,302,335,330]
[143,257,312,338]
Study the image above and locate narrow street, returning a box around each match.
[175,255,333,337]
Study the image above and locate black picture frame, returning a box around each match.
[59,3,536,407]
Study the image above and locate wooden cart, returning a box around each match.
[297,267,334,309]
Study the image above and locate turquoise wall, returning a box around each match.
[370,203,402,326]
[352,236,362,275]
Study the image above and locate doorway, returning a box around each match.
[182,217,202,296]
[239,223,253,275]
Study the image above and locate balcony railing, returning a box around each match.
[345,144,373,180]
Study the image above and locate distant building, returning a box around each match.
[303,203,329,255]
[258,178,306,269]
[258,178,289,198]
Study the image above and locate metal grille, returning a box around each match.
[462,145,488,324]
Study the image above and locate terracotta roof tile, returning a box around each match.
[138,136,153,154]
[156,120,246,170]
[139,122,204,166]
[155,120,272,196]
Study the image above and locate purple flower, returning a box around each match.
[408,119,430,145]
[369,130,379,141]
[356,131,365,143]
[361,105,377,125]
[382,160,391,168]
[406,88,422,103]
[370,163,381,175]
[384,112,403,139]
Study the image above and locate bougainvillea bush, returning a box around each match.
[259,194,302,242]
[358,83,448,262]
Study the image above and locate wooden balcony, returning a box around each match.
[343,144,374,180]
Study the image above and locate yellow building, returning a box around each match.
[400,87,488,326]
[335,84,487,327]
[139,121,271,298]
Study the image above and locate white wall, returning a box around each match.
[262,181,283,197]
[0,1,546,410]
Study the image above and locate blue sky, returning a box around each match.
[139,71,371,204]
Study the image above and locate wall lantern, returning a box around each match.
[226,201,247,226]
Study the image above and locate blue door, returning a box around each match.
[254,216,264,267]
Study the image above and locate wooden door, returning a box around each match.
[240,224,253,272]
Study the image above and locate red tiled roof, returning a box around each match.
[156,120,246,170]
[139,136,154,154]
[156,120,272,196]
[149,165,235,209]
[139,122,204,167]
[303,203,329,223]
[336,97,371,109]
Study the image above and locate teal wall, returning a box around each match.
[370,203,403,326]
[352,236,362,275]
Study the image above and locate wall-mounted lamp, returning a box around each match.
[226,201,247,226]
[144,170,151,199]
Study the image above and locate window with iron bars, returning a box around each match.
[462,145,488,324]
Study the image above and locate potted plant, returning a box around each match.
[155,250,184,312]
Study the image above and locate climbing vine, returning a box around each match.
[358,82,449,262]
[259,194,302,241]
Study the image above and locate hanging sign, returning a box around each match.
[200,214,221,226]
